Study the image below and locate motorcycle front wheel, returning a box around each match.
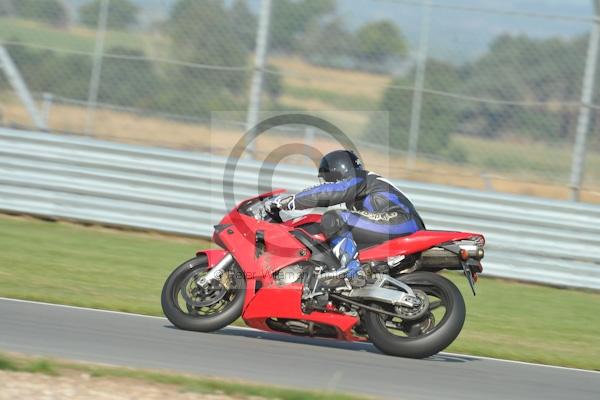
[161,254,245,332]
[363,271,466,358]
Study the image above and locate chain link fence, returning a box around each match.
[0,0,599,202]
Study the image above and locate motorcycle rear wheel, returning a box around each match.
[161,254,245,332]
[363,271,465,358]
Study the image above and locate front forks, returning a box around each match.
[196,253,234,287]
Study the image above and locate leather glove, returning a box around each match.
[264,195,294,214]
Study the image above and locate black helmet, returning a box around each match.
[318,150,363,182]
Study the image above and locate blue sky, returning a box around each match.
[68,0,596,63]
[336,0,595,61]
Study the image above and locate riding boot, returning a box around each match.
[329,231,366,288]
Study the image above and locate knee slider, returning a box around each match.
[321,210,345,238]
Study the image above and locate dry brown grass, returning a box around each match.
[3,100,219,151]
[0,370,237,400]
[270,56,389,100]
[2,97,599,204]
[277,95,372,131]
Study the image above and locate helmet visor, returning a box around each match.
[318,171,338,183]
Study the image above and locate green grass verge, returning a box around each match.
[0,353,57,375]
[0,17,147,53]
[0,214,599,370]
[0,17,95,52]
[0,352,365,400]
[0,215,203,315]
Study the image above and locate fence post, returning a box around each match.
[244,0,272,158]
[84,0,110,136]
[569,0,600,201]
[0,46,46,130]
[406,0,432,170]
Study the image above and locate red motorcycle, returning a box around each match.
[162,190,485,358]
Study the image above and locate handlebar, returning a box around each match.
[265,206,283,223]
[238,194,282,223]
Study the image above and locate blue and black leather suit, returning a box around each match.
[288,170,425,277]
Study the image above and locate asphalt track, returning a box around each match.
[0,298,598,400]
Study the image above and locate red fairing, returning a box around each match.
[284,214,326,241]
[242,283,363,341]
[215,213,309,279]
[195,249,229,268]
[359,230,484,262]
[214,211,311,309]
[283,213,322,227]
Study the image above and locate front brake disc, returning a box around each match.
[180,269,227,307]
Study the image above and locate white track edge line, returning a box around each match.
[1,296,598,375]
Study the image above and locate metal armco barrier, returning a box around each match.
[1,128,600,290]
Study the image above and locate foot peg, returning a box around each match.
[348,271,367,288]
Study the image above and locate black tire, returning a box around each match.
[161,255,245,332]
[363,271,465,358]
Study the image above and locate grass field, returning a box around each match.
[0,17,158,54]
[0,214,599,370]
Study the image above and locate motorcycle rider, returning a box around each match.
[268,149,425,287]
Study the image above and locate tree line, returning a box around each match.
[1,0,596,153]
[1,0,405,119]
[378,34,596,156]
[0,0,283,118]
[0,0,138,29]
